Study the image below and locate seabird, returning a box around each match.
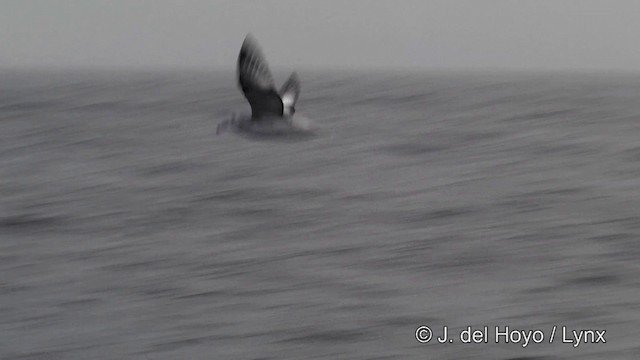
[217,34,311,135]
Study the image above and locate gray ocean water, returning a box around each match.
[1,69,640,359]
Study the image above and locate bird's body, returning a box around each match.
[217,34,313,136]
[217,112,314,136]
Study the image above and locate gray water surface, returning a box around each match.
[1,70,639,359]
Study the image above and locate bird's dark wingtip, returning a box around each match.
[242,33,257,47]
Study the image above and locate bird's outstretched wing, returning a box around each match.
[280,72,300,116]
[237,35,283,119]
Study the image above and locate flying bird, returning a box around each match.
[217,34,313,136]
[237,34,300,119]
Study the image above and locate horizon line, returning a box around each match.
[2,64,640,77]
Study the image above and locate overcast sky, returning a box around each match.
[2,0,639,71]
